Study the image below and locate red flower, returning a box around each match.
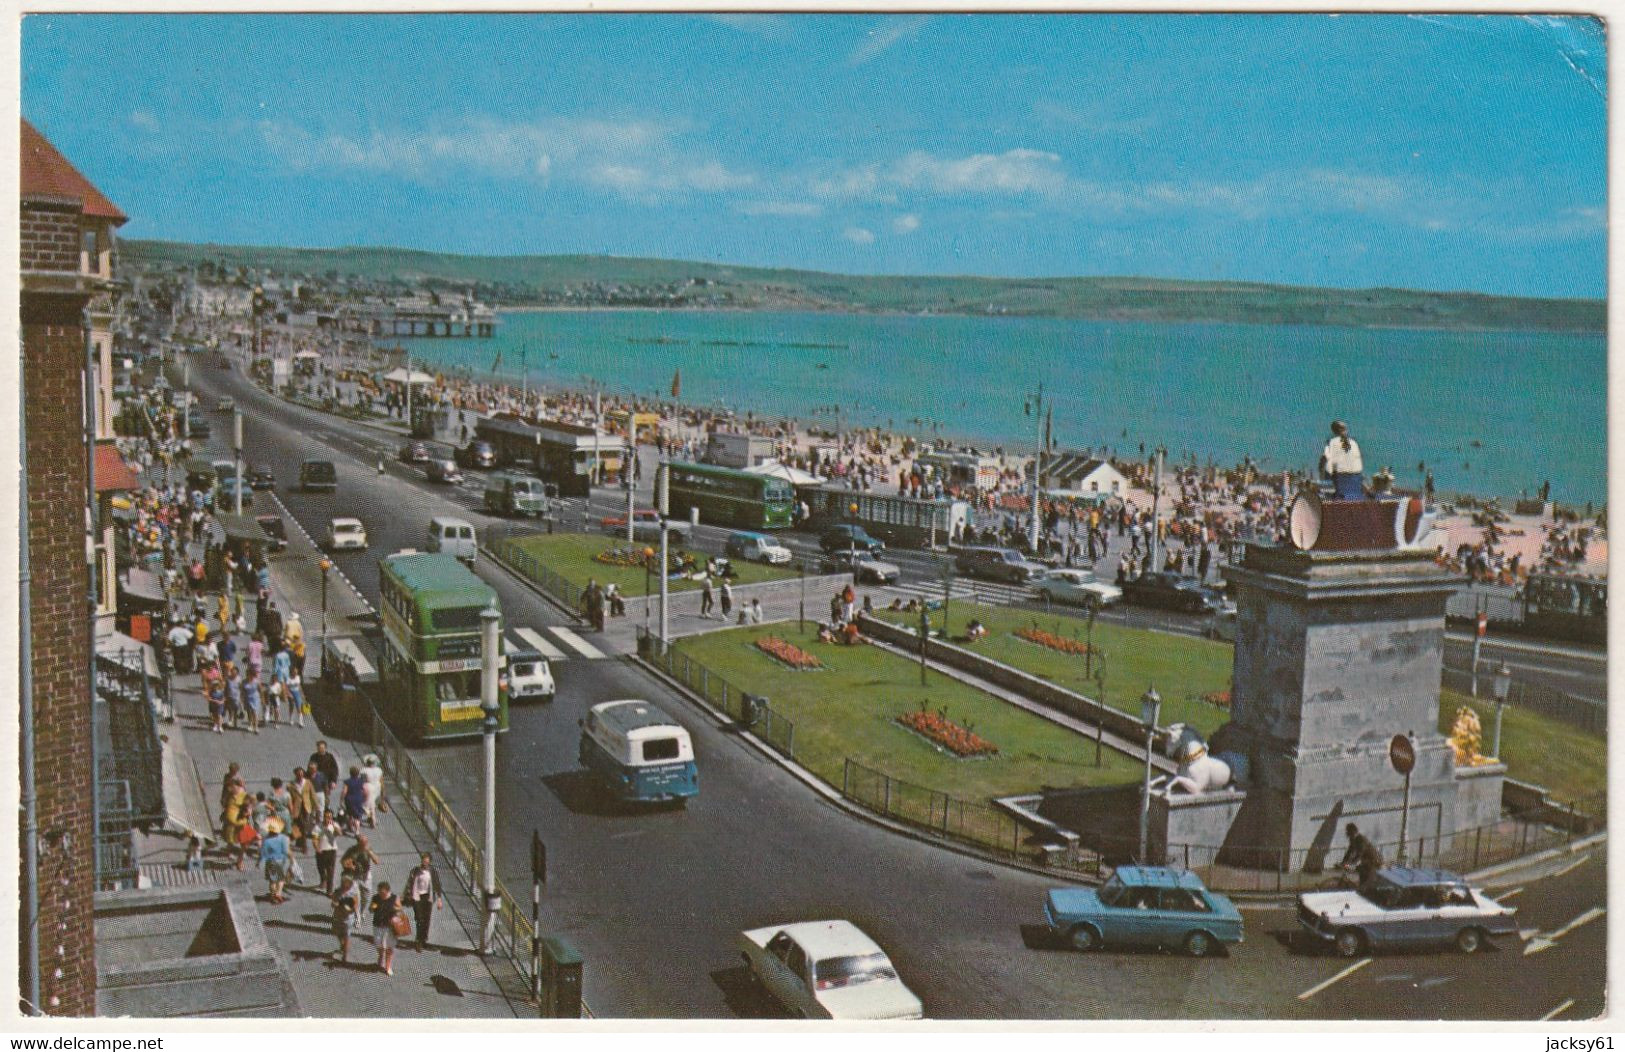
[897,710,999,757]
[1016,626,1098,658]
[756,636,822,669]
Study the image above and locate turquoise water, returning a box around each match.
[392,311,1608,506]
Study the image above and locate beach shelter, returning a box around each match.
[382,367,435,385]
[294,349,323,361]
[745,460,821,486]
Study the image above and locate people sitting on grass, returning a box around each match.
[964,619,988,642]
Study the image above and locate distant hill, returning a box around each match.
[122,239,1606,333]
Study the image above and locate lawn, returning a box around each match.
[1438,689,1606,804]
[875,604,1235,736]
[496,531,796,602]
[671,623,1145,804]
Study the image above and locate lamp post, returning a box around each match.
[798,560,806,634]
[1092,657,1106,768]
[1085,597,1098,678]
[478,603,502,954]
[1492,662,1512,759]
[318,558,332,675]
[1138,686,1162,863]
[642,546,656,631]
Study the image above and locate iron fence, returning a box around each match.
[364,709,539,992]
[640,629,796,757]
[488,533,586,613]
[1439,667,1606,736]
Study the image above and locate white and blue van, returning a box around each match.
[578,699,698,804]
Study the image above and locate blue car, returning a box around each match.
[1044,866,1244,957]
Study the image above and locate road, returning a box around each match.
[174,353,1607,1020]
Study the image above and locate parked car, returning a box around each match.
[426,516,478,567]
[255,514,288,553]
[485,473,554,517]
[727,531,793,565]
[215,476,253,509]
[214,396,236,412]
[325,517,368,551]
[455,440,497,469]
[426,459,463,485]
[602,509,691,543]
[737,920,924,1020]
[299,458,337,493]
[1037,568,1123,608]
[1296,866,1519,957]
[185,409,211,438]
[505,649,555,704]
[1121,571,1231,614]
[819,524,883,554]
[820,549,901,585]
[245,464,276,490]
[1044,865,1244,957]
[399,441,431,464]
[954,546,1047,584]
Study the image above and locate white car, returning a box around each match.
[738,919,924,1020]
[505,650,555,704]
[326,517,368,551]
[820,549,901,585]
[1036,568,1124,608]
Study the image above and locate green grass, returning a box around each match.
[500,532,796,599]
[1438,689,1606,804]
[876,604,1234,736]
[673,623,1144,803]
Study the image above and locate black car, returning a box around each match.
[455,440,497,469]
[245,465,276,490]
[426,459,464,484]
[399,441,431,464]
[185,411,211,439]
[819,524,884,554]
[255,514,288,552]
[1121,571,1231,614]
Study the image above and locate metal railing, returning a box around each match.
[639,628,796,756]
[1439,667,1606,736]
[364,709,539,991]
[488,534,587,613]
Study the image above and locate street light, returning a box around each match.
[1491,662,1512,759]
[478,603,502,955]
[1138,686,1162,863]
[642,546,656,631]
[318,558,332,675]
[1092,656,1107,768]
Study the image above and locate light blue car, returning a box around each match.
[1044,865,1244,957]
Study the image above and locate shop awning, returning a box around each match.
[94,443,141,493]
[213,512,271,544]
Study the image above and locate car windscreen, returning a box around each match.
[641,737,681,762]
[510,662,534,677]
[814,953,897,990]
[1097,875,1125,907]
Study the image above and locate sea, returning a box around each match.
[390,310,1608,507]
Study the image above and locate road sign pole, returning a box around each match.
[1390,733,1417,864]
[530,832,545,1004]
[1398,767,1413,865]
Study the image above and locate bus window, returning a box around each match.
[642,737,681,762]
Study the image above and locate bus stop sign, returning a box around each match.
[1389,734,1416,776]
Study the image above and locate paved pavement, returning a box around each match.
[139,543,530,1018]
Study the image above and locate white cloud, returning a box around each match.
[848,16,928,67]
[842,226,876,245]
[255,115,750,201]
[739,201,822,217]
[890,148,1067,196]
[892,213,921,234]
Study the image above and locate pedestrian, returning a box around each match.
[262,601,284,657]
[719,579,733,620]
[341,835,380,915]
[314,810,341,894]
[260,820,291,904]
[222,662,242,729]
[241,667,262,734]
[700,575,715,618]
[289,767,315,854]
[343,765,368,834]
[220,775,250,871]
[370,882,403,975]
[287,668,307,728]
[404,852,444,952]
[167,620,193,675]
[330,874,359,963]
[748,598,764,624]
[1319,420,1365,501]
[203,664,225,733]
[361,753,385,828]
[1340,822,1383,891]
[284,612,305,667]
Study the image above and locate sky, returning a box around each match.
[21,13,1608,297]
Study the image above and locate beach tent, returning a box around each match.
[294,349,323,361]
[744,460,821,486]
[382,367,435,385]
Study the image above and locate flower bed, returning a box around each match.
[1015,626,1098,657]
[897,708,999,758]
[594,546,650,568]
[755,635,822,670]
[1200,690,1232,708]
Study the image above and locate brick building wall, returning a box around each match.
[21,264,96,1016]
[21,197,83,273]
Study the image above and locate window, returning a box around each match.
[432,606,489,631]
[642,737,680,762]
[1159,889,1210,913]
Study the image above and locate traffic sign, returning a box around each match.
[1390,734,1416,775]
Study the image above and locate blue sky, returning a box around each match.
[22,14,1607,297]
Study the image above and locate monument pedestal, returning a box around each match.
[1217,543,1494,867]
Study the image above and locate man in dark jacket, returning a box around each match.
[1340,822,1383,890]
[404,852,444,951]
[261,601,284,657]
[309,741,341,813]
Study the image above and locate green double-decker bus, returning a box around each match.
[377,552,510,742]
[666,462,795,530]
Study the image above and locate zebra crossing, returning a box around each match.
[505,623,610,661]
[880,576,1036,608]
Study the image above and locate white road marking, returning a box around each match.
[514,626,567,661]
[549,625,606,659]
[1497,886,1525,900]
[1524,906,1605,955]
[1296,958,1371,1001]
[1549,854,1591,880]
[1541,998,1576,1021]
